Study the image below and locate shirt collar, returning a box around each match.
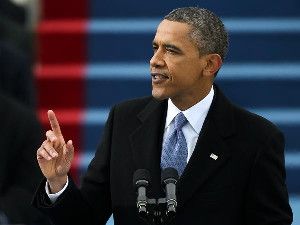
[165,86,214,134]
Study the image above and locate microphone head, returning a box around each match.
[161,167,179,184]
[133,169,151,188]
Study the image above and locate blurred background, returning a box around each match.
[1,0,299,224]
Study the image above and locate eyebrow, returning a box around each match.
[152,41,183,53]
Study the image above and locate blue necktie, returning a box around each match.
[161,112,188,176]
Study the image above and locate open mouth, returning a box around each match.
[151,73,169,81]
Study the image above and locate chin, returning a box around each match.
[152,89,169,101]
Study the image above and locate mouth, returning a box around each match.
[151,73,169,84]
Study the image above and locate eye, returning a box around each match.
[166,48,175,53]
[166,47,177,54]
[152,45,158,52]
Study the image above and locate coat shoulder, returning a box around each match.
[113,96,157,115]
[231,104,282,139]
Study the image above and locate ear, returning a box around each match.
[203,54,222,77]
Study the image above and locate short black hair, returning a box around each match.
[164,7,229,61]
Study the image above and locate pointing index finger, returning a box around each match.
[48,110,63,137]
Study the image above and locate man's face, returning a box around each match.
[150,19,210,107]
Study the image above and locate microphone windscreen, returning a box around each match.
[133,169,151,187]
[161,167,179,184]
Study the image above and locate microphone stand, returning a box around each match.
[137,197,175,225]
[134,167,178,225]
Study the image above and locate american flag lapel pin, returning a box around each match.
[210,153,218,160]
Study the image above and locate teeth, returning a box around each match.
[152,74,167,80]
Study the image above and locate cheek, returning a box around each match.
[167,62,186,81]
[169,66,200,85]
[166,57,202,81]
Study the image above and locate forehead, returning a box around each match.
[153,20,192,44]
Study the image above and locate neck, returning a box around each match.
[171,85,212,111]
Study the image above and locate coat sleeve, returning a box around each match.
[245,129,293,225]
[33,106,116,225]
[0,104,51,225]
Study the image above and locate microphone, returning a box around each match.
[161,167,179,216]
[133,169,151,216]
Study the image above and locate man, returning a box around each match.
[33,7,293,225]
[0,93,51,225]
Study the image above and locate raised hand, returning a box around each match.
[37,110,74,193]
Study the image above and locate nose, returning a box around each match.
[150,50,165,68]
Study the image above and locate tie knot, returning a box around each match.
[174,112,188,130]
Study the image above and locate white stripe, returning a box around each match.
[87,63,148,79]
[78,150,300,169]
[84,109,109,124]
[87,63,300,80]
[219,63,300,79]
[89,19,159,33]
[289,195,300,225]
[88,18,300,33]
[225,18,300,33]
[84,108,300,125]
[78,152,94,169]
[250,108,300,124]
[285,152,300,168]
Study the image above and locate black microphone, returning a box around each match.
[161,167,179,216]
[133,169,151,216]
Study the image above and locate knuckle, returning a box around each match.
[43,144,51,152]
[41,149,50,157]
[39,149,45,156]
[37,147,42,154]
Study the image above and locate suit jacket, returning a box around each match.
[33,85,292,225]
[0,41,35,108]
[0,94,51,225]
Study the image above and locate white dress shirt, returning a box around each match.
[46,86,214,202]
[163,86,214,162]
[46,177,69,203]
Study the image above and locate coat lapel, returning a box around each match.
[129,98,167,197]
[177,85,236,207]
